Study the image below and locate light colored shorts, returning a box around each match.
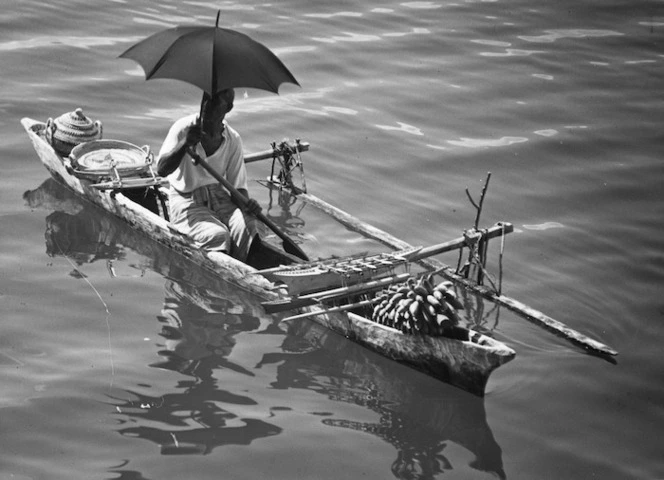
[168,183,257,261]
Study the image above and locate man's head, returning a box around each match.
[201,89,235,127]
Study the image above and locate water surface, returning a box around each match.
[1,1,663,479]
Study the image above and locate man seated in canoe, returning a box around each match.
[156,89,262,263]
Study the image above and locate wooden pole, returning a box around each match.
[281,298,377,323]
[262,272,412,313]
[244,142,310,164]
[437,268,618,358]
[409,223,513,263]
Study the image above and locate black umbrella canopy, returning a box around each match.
[119,11,299,95]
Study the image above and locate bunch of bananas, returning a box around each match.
[370,275,464,336]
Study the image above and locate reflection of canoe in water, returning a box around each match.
[24,178,270,320]
[30,198,504,471]
[22,116,515,396]
[258,319,506,479]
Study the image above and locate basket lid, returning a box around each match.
[51,108,102,141]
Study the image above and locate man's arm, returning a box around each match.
[156,122,201,177]
[157,143,188,177]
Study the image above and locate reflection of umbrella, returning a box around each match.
[119,10,299,95]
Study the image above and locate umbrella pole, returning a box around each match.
[197,92,206,127]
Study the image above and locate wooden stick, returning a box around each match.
[262,272,413,313]
[437,268,619,358]
[91,176,169,190]
[281,298,377,323]
[297,192,414,251]
[256,250,371,276]
[90,142,306,189]
[257,223,513,280]
[497,295,618,357]
[474,172,491,229]
[409,223,512,263]
[244,142,310,164]
[499,222,506,295]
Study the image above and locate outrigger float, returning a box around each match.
[21,111,617,396]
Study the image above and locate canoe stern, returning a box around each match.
[290,309,515,396]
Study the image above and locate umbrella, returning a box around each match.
[119,10,299,95]
[117,11,308,261]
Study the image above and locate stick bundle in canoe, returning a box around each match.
[262,272,414,313]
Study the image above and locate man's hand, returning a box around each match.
[184,124,202,148]
[244,197,262,216]
[157,124,201,177]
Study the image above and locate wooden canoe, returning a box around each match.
[21,116,515,396]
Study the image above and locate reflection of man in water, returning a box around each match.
[27,178,283,456]
[114,278,282,456]
[154,279,260,377]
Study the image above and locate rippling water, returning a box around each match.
[2,1,663,479]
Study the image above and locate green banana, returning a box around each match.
[396,297,414,315]
[387,291,405,308]
[439,289,464,310]
[426,294,443,313]
[409,298,421,318]
[442,300,461,325]
[396,285,411,295]
[413,284,429,298]
[435,280,453,291]
[422,275,435,294]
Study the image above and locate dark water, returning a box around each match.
[1,1,663,479]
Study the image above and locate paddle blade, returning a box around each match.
[281,237,309,261]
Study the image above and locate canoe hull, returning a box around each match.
[21,118,277,296]
[22,116,515,396]
[288,308,514,396]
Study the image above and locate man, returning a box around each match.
[157,89,261,262]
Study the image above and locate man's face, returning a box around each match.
[203,89,235,126]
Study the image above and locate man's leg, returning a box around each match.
[207,185,258,262]
[168,188,231,253]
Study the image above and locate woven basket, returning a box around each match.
[46,108,102,156]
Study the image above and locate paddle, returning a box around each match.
[186,146,309,261]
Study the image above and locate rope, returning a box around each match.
[53,237,115,389]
